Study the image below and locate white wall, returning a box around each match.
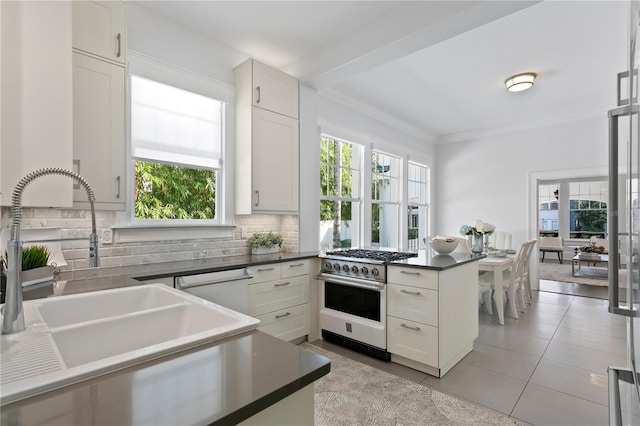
[435,116,608,246]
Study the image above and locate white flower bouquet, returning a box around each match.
[460,219,495,236]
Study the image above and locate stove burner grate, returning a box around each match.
[325,249,417,262]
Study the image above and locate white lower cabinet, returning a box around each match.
[386,262,478,377]
[387,316,438,367]
[255,303,310,342]
[248,260,311,342]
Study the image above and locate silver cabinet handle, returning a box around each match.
[176,273,253,290]
[400,323,421,331]
[257,267,275,272]
[400,270,421,276]
[400,289,421,296]
[274,281,290,287]
[256,86,261,103]
[116,176,121,199]
[73,159,81,190]
[116,33,121,58]
[289,263,305,267]
[255,190,259,206]
[275,312,291,319]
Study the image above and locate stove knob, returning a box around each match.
[324,262,332,270]
[351,265,359,273]
[333,263,341,271]
[360,266,369,275]
[371,267,380,277]
[342,264,350,272]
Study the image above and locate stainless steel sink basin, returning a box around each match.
[0,284,260,405]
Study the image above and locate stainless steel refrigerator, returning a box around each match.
[608,2,640,424]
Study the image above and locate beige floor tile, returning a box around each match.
[529,359,609,406]
[421,362,527,416]
[543,341,627,373]
[553,327,628,357]
[512,383,608,426]
[476,324,550,357]
[559,314,627,339]
[464,342,540,381]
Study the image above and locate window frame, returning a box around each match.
[120,52,235,229]
[407,161,430,249]
[319,135,363,250]
[371,149,402,248]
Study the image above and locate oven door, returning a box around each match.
[318,276,386,350]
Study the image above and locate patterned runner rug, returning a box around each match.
[302,343,522,426]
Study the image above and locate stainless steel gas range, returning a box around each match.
[316,249,417,360]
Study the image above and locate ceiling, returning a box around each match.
[133,1,628,144]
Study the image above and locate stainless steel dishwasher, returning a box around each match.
[175,268,253,314]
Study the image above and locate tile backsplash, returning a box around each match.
[1,207,299,273]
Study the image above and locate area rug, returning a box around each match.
[302,343,521,426]
[538,261,627,287]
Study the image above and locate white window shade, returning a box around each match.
[131,75,222,169]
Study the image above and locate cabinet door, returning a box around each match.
[255,303,310,342]
[252,108,299,213]
[73,52,125,208]
[387,284,438,326]
[0,1,73,207]
[248,275,309,316]
[252,61,298,119]
[387,316,438,367]
[73,0,126,64]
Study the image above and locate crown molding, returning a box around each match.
[319,88,437,145]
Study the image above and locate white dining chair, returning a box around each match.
[488,231,512,250]
[482,240,535,320]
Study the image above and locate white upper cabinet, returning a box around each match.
[0,1,74,207]
[235,59,300,214]
[251,60,299,119]
[71,0,126,209]
[72,52,126,209]
[73,0,126,64]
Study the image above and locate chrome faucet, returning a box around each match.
[2,168,99,334]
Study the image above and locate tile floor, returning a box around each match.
[312,288,632,425]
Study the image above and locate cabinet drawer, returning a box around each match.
[387,284,438,326]
[256,303,310,342]
[387,316,438,367]
[388,266,438,290]
[281,259,310,278]
[248,275,309,316]
[248,264,281,284]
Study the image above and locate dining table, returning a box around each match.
[477,254,514,325]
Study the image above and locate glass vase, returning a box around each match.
[472,235,484,254]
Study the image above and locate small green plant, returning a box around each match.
[247,232,284,249]
[2,245,51,272]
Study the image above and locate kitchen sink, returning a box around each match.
[0,284,260,405]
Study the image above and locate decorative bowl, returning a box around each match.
[428,238,459,254]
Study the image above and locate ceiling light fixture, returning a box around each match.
[505,72,537,92]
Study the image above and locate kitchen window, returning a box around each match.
[371,151,400,248]
[130,75,223,224]
[407,161,429,249]
[320,136,362,249]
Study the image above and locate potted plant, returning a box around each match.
[247,232,284,255]
[2,245,54,286]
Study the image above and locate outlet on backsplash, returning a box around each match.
[102,229,113,244]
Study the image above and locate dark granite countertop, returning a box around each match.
[21,251,319,299]
[9,251,328,424]
[0,330,330,425]
[389,249,486,270]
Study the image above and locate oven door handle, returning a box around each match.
[315,273,385,291]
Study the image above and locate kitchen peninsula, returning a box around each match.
[386,251,483,377]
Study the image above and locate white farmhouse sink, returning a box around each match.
[0,284,260,405]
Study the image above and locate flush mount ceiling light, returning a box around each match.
[505,72,537,92]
